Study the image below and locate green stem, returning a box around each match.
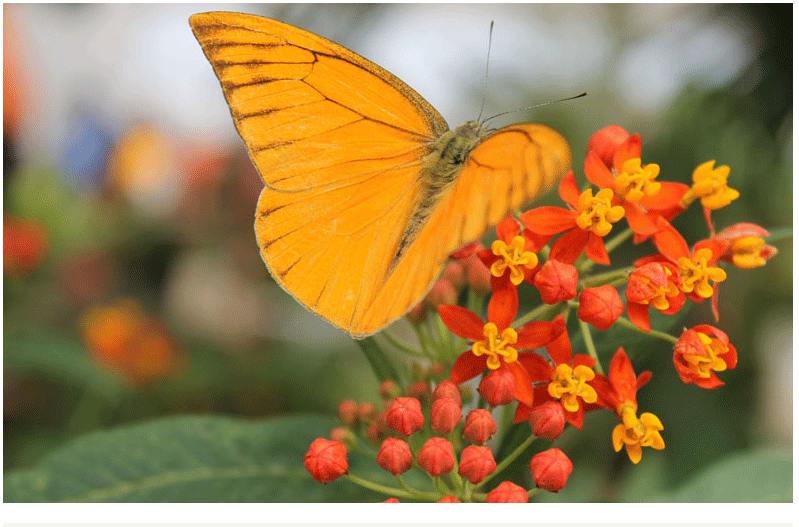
[514,301,563,327]
[580,267,634,288]
[478,433,536,488]
[382,329,426,357]
[578,319,604,375]
[395,474,439,501]
[344,473,436,501]
[578,227,634,274]
[615,315,679,344]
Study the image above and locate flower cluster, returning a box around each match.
[304,125,778,501]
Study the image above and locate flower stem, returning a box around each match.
[478,433,537,488]
[343,473,424,500]
[382,329,426,357]
[580,267,633,288]
[615,315,679,343]
[579,319,604,375]
[514,301,562,327]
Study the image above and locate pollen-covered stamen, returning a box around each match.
[472,322,518,370]
[682,332,730,378]
[490,235,538,286]
[614,158,661,203]
[548,364,597,412]
[677,248,727,298]
[575,188,625,237]
[729,236,768,269]
[612,404,665,463]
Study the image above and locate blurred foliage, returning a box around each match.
[3,4,791,502]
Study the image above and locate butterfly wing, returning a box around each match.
[190,12,450,335]
[356,123,571,333]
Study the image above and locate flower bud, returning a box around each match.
[381,497,400,503]
[406,301,427,324]
[431,396,462,435]
[376,437,413,475]
[578,285,624,330]
[534,259,578,304]
[426,278,458,306]
[406,380,432,402]
[379,380,401,400]
[458,445,497,484]
[478,368,515,406]
[464,249,492,294]
[417,437,455,477]
[529,400,566,440]
[357,401,377,422]
[337,400,358,426]
[485,481,528,503]
[437,495,461,503]
[365,422,385,445]
[432,380,462,406]
[385,397,424,436]
[329,427,356,448]
[463,409,497,445]
[587,125,631,169]
[530,448,573,492]
[303,438,348,483]
[442,260,467,289]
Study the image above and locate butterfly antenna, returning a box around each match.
[482,92,588,127]
[476,20,495,124]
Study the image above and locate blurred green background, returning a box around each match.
[3,4,791,501]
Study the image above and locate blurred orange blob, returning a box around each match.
[80,298,183,386]
[3,215,49,277]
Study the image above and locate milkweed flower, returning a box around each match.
[533,258,578,304]
[438,298,564,407]
[625,262,685,332]
[679,160,740,211]
[377,438,413,475]
[3,215,49,277]
[515,318,598,429]
[417,437,455,477]
[530,448,573,492]
[486,481,529,503]
[716,222,778,269]
[520,172,624,265]
[578,285,624,330]
[463,409,497,445]
[304,438,348,483]
[458,445,497,484]
[674,325,737,388]
[593,349,664,464]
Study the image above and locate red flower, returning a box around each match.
[716,222,778,269]
[377,438,413,475]
[625,262,686,332]
[430,396,462,434]
[529,400,566,440]
[438,301,564,407]
[674,325,737,388]
[304,438,348,483]
[520,172,625,266]
[530,448,573,492]
[385,397,424,436]
[486,481,529,503]
[515,317,598,429]
[458,445,497,484]
[534,258,578,304]
[417,437,455,477]
[463,409,497,445]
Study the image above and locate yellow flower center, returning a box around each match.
[682,332,730,378]
[633,267,681,311]
[575,188,626,237]
[612,404,665,464]
[547,363,597,412]
[676,248,727,298]
[490,235,538,286]
[679,160,740,210]
[730,236,767,269]
[614,158,661,203]
[472,322,518,370]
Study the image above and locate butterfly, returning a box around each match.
[190,11,571,338]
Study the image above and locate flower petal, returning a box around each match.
[519,207,577,235]
[495,216,521,242]
[612,134,642,173]
[550,228,589,264]
[508,361,533,407]
[450,351,488,384]
[487,278,518,329]
[584,232,611,265]
[437,305,485,341]
[517,351,554,382]
[558,171,582,207]
[584,151,616,189]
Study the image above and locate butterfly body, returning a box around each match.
[190,12,571,337]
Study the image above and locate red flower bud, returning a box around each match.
[385,397,424,436]
[329,427,356,447]
[406,381,432,402]
[406,301,427,324]
[449,241,481,259]
[486,481,528,503]
[379,380,401,400]
[433,380,463,406]
[578,285,624,330]
[464,249,492,294]
[478,368,515,406]
[365,422,385,445]
[381,497,400,503]
[463,409,497,445]
[431,396,462,435]
[534,259,578,304]
[437,495,461,503]
[587,125,630,169]
[303,438,348,483]
[426,278,458,306]
[417,437,455,477]
[530,448,573,492]
[442,260,467,289]
[357,402,377,422]
[458,445,497,484]
[529,400,566,440]
[376,437,413,475]
[337,400,358,426]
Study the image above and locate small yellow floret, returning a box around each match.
[490,236,538,285]
[612,405,665,464]
[472,322,518,370]
[615,158,661,203]
[685,160,740,210]
[548,363,597,412]
[575,188,625,237]
[677,248,727,298]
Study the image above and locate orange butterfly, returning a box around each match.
[190,12,571,338]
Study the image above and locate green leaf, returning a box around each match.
[3,414,384,502]
[4,332,127,401]
[654,448,792,502]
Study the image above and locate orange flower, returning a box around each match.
[520,172,624,266]
[625,262,685,332]
[80,299,182,385]
[438,299,564,407]
[3,215,49,277]
[716,222,778,269]
[674,325,737,388]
